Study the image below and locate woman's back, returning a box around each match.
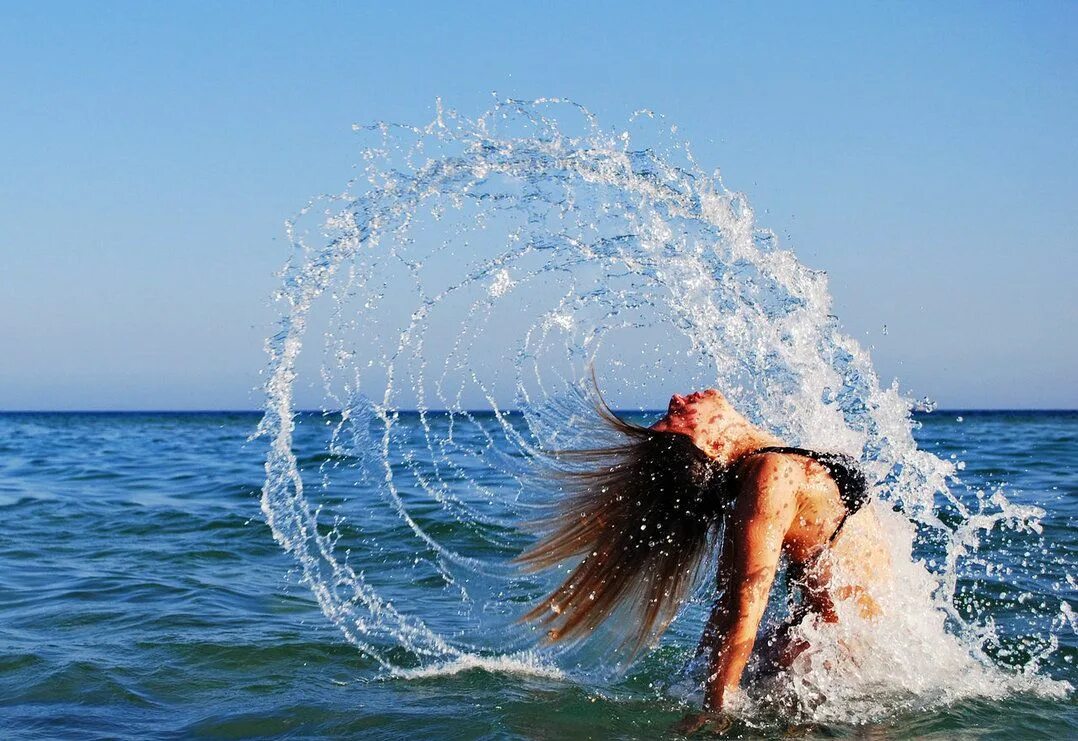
[742,451,891,620]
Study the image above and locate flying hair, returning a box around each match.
[515,376,729,657]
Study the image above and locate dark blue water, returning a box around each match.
[0,410,1074,738]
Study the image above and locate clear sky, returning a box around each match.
[3,1,1075,410]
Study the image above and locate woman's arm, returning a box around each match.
[701,454,798,711]
[693,518,735,660]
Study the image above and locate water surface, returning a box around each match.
[0,410,1073,738]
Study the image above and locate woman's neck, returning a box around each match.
[698,424,782,465]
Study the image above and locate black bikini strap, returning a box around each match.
[753,445,823,459]
[828,511,851,543]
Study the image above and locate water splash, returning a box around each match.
[259,98,1068,719]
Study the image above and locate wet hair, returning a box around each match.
[515,394,735,656]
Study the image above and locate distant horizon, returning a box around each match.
[3,407,1075,415]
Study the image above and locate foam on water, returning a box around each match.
[258,98,1069,722]
[390,652,564,681]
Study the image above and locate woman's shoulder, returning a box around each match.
[733,451,804,506]
[737,448,804,479]
[743,446,843,484]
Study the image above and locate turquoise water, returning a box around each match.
[1,410,1074,738]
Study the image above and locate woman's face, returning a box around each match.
[651,388,728,435]
[651,389,733,440]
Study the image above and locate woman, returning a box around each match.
[517,388,892,731]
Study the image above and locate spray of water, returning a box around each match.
[258,98,1068,722]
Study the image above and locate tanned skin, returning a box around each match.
[656,391,891,735]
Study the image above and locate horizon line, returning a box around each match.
[1,407,1076,415]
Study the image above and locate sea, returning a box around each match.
[0,409,1074,739]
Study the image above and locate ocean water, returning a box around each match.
[0,410,1074,739]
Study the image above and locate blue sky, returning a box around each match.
[2,1,1075,410]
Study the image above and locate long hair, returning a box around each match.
[515,388,730,656]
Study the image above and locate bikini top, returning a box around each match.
[736,445,869,543]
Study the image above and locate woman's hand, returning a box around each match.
[672,710,734,736]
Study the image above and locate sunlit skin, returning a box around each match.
[657,390,892,734]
